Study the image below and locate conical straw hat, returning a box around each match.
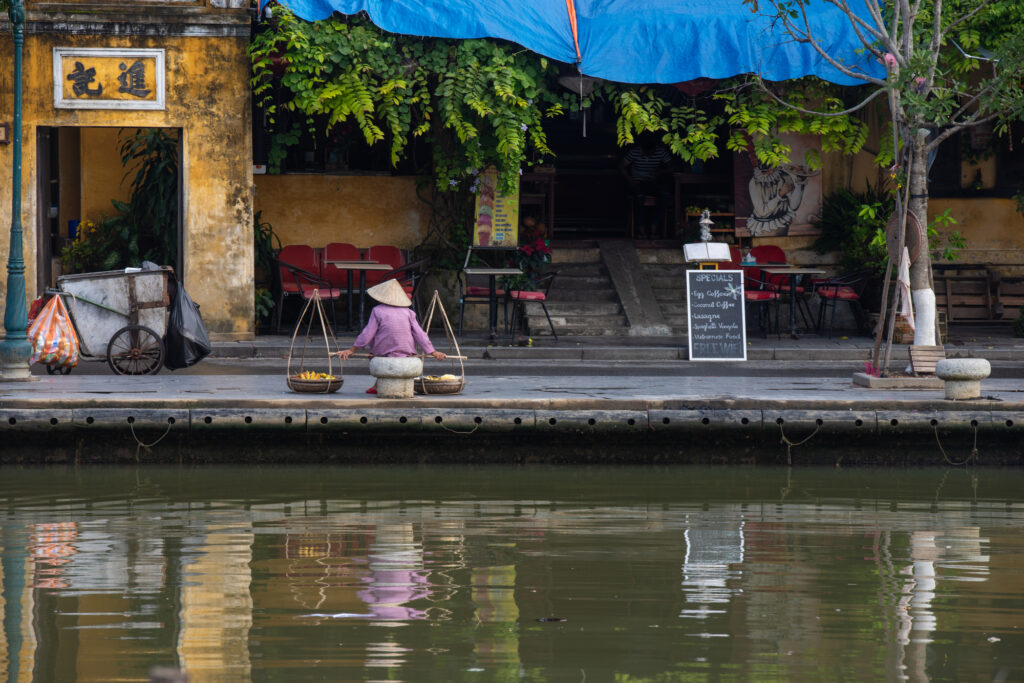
[366,278,412,307]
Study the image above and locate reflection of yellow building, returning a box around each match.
[178,525,254,680]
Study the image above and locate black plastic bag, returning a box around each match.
[164,282,212,370]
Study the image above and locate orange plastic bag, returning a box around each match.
[28,294,80,368]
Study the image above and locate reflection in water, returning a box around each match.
[30,522,78,589]
[680,517,744,620]
[359,523,430,623]
[178,523,253,680]
[0,466,1022,682]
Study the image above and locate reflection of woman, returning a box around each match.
[747,156,815,236]
[357,523,431,622]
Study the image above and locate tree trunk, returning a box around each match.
[908,142,936,346]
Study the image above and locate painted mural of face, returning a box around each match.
[746,162,816,236]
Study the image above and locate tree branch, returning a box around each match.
[946,77,999,122]
[860,0,894,52]
[924,0,941,90]
[759,79,887,117]
[829,0,887,44]
[923,110,1003,154]
[900,0,913,60]
[828,0,888,63]
[945,0,995,35]
[775,2,887,86]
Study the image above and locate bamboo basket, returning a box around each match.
[286,290,343,393]
[414,376,464,395]
[415,290,465,395]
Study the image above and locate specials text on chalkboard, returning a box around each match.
[686,270,746,361]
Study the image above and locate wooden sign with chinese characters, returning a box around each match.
[472,167,518,247]
[53,48,165,110]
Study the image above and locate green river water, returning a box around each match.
[1,465,1022,682]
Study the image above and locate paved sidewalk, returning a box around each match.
[210,327,1024,362]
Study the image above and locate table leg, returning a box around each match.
[488,274,498,339]
[359,271,369,328]
[346,271,354,331]
[789,275,798,339]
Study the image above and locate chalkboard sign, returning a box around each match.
[686,269,746,361]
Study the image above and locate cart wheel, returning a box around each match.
[107,325,165,375]
[45,365,73,375]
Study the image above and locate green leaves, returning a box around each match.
[812,185,892,274]
[250,11,568,194]
[717,78,870,167]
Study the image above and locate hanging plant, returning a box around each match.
[250,9,571,194]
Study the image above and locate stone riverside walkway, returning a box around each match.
[2,330,1023,464]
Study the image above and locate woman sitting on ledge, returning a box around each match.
[335,279,446,393]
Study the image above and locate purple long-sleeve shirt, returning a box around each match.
[353,304,435,357]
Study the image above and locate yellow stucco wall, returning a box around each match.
[762,116,1024,274]
[930,198,1024,275]
[1,17,253,340]
[79,127,135,223]
[253,174,431,250]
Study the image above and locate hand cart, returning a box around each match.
[50,267,173,375]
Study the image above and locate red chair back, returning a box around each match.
[322,242,361,288]
[751,245,790,289]
[365,245,406,287]
[750,245,786,264]
[728,246,742,267]
[278,245,318,293]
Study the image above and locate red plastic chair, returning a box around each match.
[321,242,361,288]
[275,244,342,333]
[507,271,558,341]
[364,245,406,288]
[725,249,779,338]
[749,244,786,266]
[751,244,814,328]
[814,268,872,338]
[457,271,507,338]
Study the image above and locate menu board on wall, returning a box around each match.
[473,167,518,247]
[686,269,746,361]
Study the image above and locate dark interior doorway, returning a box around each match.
[36,126,184,292]
[541,96,734,242]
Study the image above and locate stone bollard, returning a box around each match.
[368,356,423,399]
[934,358,990,400]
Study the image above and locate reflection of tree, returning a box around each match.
[747,163,817,236]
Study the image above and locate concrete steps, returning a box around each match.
[638,247,689,334]
[522,248,628,337]
[516,244,713,338]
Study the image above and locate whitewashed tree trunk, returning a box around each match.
[908,142,936,346]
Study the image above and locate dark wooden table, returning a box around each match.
[763,266,826,339]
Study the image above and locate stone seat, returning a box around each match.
[934,358,990,400]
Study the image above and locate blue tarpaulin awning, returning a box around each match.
[270,0,883,85]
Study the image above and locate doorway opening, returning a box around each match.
[539,96,735,243]
[36,126,184,292]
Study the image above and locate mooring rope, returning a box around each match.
[130,418,174,461]
[778,420,821,466]
[933,422,979,466]
[438,421,480,436]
